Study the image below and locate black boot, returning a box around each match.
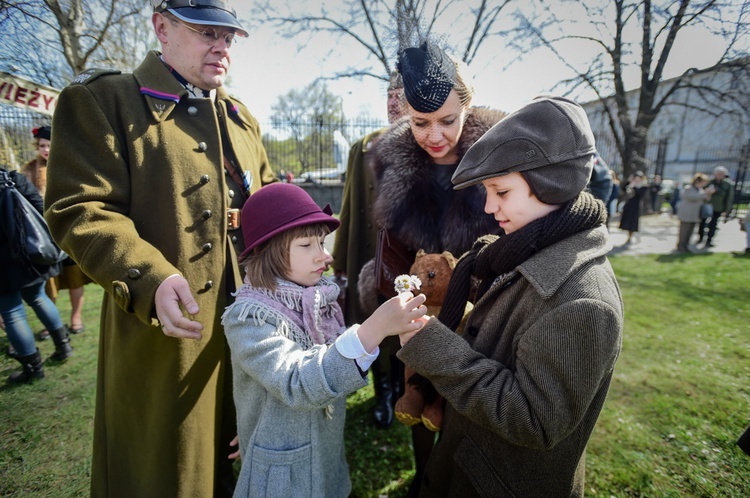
[371,361,394,428]
[9,349,45,383]
[391,355,405,405]
[48,326,73,362]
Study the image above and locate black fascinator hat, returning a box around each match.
[397,41,457,113]
[32,126,51,141]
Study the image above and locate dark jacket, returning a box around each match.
[44,51,276,497]
[332,128,387,324]
[708,177,734,214]
[587,158,613,203]
[0,169,60,294]
[399,226,623,497]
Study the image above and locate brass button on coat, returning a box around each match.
[202,210,212,220]
[198,142,207,152]
[187,106,198,116]
[127,269,141,279]
[204,280,214,290]
[202,242,213,253]
[200,175,210,184]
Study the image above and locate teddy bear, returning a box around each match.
[393,250,473,431]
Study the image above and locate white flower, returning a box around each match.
[394,274,422,294]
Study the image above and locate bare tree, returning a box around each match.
[511,0,750,178]
[250,0,512,86]
[0,0,154,88]
[270,80,346,174]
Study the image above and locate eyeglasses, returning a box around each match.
[175,19,237,48]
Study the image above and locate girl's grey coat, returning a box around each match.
[222,300,367,498]
[398,226,623,497]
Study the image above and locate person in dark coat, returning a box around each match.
[606,169,620,228]
[586,152,613,204]
[22,125,91,338]
[44,1,277,496]
[332,70,406,429]
[619,171,647,244]
[698,165,735,248]
[357,41,506,496]
[398,97,623,498]
[649,174,663,213]
[0,167,71,383]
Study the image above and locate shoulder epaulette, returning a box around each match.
[70,68,122,86]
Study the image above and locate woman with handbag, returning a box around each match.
[358,41,505,496]
[22,126,91,338]
[1,167,72,383]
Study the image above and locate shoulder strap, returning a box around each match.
[1,169,14,187]
[70,68,121,86]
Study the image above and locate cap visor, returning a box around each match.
[169,7,248,36]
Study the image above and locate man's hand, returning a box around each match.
[228,435,240,460]
[155,275,204,339]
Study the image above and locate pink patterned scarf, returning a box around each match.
[234,276,345,348]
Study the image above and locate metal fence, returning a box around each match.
[593,133,749,216]
[2,102,747,216]
[0,106,51,169]
[1,104,386,184]
[260,117,386,183]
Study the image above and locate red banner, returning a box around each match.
[0,72,60,116]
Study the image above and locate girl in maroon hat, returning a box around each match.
[221,182,426,497]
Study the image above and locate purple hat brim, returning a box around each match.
[238,208,339,261]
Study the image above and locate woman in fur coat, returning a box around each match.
[358,41,505,496]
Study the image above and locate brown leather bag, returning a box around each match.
[374,228,416,298]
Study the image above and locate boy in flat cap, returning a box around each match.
[398,96,624,497]
[44,1,277,496]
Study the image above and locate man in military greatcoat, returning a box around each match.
[44,1,277,496]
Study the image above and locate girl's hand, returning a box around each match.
[358,292,427,352]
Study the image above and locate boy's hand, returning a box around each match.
[400,315,430,346]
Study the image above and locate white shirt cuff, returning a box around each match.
[335,325,379,371]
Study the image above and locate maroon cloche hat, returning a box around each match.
[239,183,340,260]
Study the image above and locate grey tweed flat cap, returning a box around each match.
[452,96,596,204]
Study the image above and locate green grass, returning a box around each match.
[2,252,749,497]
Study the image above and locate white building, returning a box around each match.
[581,58,750,185]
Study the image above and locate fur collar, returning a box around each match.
[370,107,506,255]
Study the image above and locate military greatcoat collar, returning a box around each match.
[132,50,252,127]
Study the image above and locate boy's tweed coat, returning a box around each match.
[398,226,623,497]
[44,51,277,497]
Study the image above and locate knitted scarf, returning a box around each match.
[233,276,345,349]
[438,192,607,331]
